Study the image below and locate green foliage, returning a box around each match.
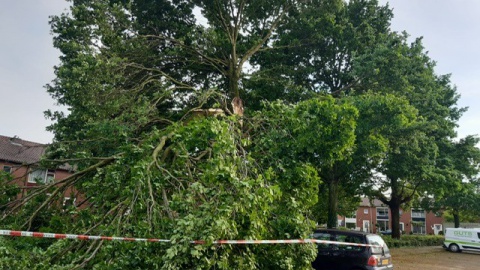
[421,136,480,226]
[442,210,480,223]
[0,172,19,212]
[248,0,393,105]
[250,96,358,227]
[354,32,463,138]
[4,116,319,269]
[312,184,361,224]
[0,237,41,269]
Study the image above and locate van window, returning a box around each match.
[335,234,364,252]
[367,235,389,254]
[312,232,331,250]
[478,232,480,239]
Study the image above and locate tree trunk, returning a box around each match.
[227,61,244,116]
[229,70,240,99]
[390,203,401,239]
[389,178,402,239]
[327,180,339,228]
[453,210,460,228]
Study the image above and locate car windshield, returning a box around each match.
[367,235,389,254]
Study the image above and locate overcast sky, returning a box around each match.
[1,0,479,144]
[0,0,69,143]
[379,0,480,141]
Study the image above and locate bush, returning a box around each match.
[381,234,444,248]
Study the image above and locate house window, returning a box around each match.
[376,207,389,219]
[400,222,405,232]
[63,197,76,208]
[364,209,368,214]
[412,221,426,234]
[28,169,55,184]
[2,166,12,173]
[411,209,425,218]
[376,207,389,232]
[377,220,389,232]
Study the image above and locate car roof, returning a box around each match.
[314,228,374,237]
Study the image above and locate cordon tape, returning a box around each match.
[0,229,382,248]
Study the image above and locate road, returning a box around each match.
[390,246,480,269]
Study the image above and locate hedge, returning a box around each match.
[381,235,444,248]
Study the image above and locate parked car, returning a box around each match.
[444,227,480,253]
[311,229,394,270]
[380,230,392,235]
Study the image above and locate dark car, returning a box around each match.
[311,229,394,270]
[380,230,392,235]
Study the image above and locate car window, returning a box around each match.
[312,232,331,250]
[334,234,364,252]
[477,232,480,239]
[367,235,389,254]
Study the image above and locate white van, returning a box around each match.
[444,228,480,252]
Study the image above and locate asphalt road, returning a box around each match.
[390,246,480,270]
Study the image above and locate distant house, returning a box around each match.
[338,197,444,235]
[0,135,78,207]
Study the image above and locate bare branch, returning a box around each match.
[238,4,289,73]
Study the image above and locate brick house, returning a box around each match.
[0,135,78,207]
[339,197,444,235]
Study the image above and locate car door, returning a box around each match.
[312,231,334,270]
[464,232,480,251]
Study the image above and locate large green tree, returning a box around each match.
[250,1,464,233]
[248,0,394,228]
[365,115,439,239]
[422,136,480,228]
[355,33,464,238]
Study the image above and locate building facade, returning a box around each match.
[0,135,78,207]
[340,198,444,235]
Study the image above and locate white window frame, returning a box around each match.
[411,209,426,218]
[376,207,389,217]
[364,209,368,214]
[28,169,55,184]
[412,221,426,234]
[376,220,389,232]
[400,222,405,232]
[62,197,77,207]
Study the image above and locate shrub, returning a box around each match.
[381,234,444,248]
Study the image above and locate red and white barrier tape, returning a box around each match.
[0,230,381,247]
